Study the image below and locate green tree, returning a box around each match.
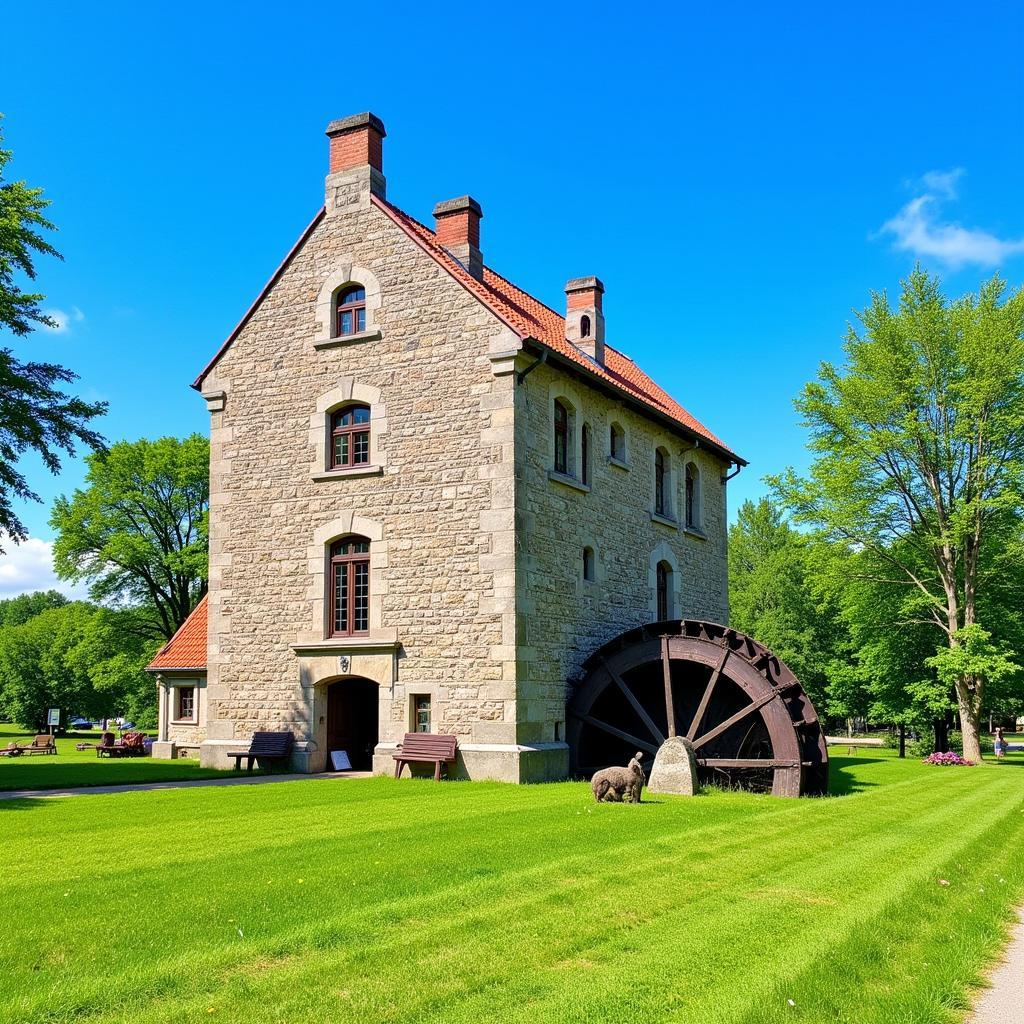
[0,603,101,728]
[773,268,1024,762]
[50,435,209,641]
[0,588,67,627]
[0,115,106,548]
[728,498,846,710]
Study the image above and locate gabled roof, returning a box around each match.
[193,197,743,463]
[146,595,207,673]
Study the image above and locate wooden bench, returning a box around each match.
[227,731,294,772]
[96,731,146,758]
[392,732,457,781]
[22,734,57,756]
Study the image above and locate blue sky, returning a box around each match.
[1,0,1022,595]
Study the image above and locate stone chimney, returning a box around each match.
[433,196,483,280]
[565,277,605,364]
[324,112,386,210]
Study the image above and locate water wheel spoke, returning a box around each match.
[686,646,729,741]
[661,636,676,738]
[574,713,660,756]
[691,687,780,751]
[701,758,799,769]
[603,658,666,745]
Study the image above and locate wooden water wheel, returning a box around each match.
[567,620,829,797]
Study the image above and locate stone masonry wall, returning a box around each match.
[199,180,519,775]
[515,359,730,742]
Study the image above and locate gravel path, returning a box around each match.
[970,908,1024,1022]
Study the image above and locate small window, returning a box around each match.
[583,546,596,582]
[176,686,195,722]
[581,423,592,486]
[580,314,591,338]
[554,400,569,475]
[685,463,699,529]
[655,448,670,516]
[412,695,431,733]
[610,422,625,462]
[656,561,672,621]
[329,536,370,636]
[330,405,371,470]
[335,285,367,337]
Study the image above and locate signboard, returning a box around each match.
[47,708,60,728]
[330,750,352,771]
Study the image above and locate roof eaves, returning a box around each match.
[522,338,746,466]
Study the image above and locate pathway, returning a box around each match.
[970,908,1024,1023]
[0,771,372,801]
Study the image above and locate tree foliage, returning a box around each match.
[0,588,66,627]
[0,597,159,729]
[51,435,209,640]
[0,115,107,547]
[772,267,1024,761]
[728,498,847,711]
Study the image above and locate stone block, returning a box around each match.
[648,736,699,796]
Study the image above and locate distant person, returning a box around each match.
[994,727,1006,760]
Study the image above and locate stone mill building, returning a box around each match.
[147,112,745,782]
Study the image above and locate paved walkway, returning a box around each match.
[0,771,372,801]
[970,908,1024,1023]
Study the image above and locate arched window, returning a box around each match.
[656,561,672,621]
[335,285,367,337]
[685,463,699,529]
[330,405,371,470]
[580,314,591,338]
[610,422,625,462]
[329,536,370,636]
[583,546,596,582]
[581,423,592,486]
[553,400,569,475]
[655,448,670,517]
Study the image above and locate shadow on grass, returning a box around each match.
[0,797,53,810]
[829,756,887,796]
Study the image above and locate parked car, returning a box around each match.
[69,717,94,729]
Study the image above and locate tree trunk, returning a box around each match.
[956,675,983,762]
[898,722,906,758]
[933,719,949,752]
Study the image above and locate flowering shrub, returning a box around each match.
[922,751,974,766]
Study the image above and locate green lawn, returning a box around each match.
[2,751,1023,1023]
[0,726,228,790]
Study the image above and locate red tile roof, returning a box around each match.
[194,197,742,463]
[146,595,208,672]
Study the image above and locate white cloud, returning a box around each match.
[879,171,1024,269]
[0,535,90,601]
[41,306,85,334]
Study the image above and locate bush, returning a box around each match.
[922,751,974,766]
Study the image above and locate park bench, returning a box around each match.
[22,735,57,756]
[226,731,294,772]
[392,732,458,781]
[96,731,146,758]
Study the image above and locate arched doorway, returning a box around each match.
[326,677,379,770]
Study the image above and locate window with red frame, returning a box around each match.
[330,405,371,469]
[656,561,671,621]
[655,449,669,516]
[335,285,367,337]
[330,537,370,636]
[554,400,569,474]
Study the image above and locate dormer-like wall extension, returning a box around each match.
[565,276,605,365]
[433,196,484,280]
[325,112,387,211]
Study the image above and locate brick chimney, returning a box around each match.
[324,112,386,209]
[565,277,605,364]
[433,196,483,280]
